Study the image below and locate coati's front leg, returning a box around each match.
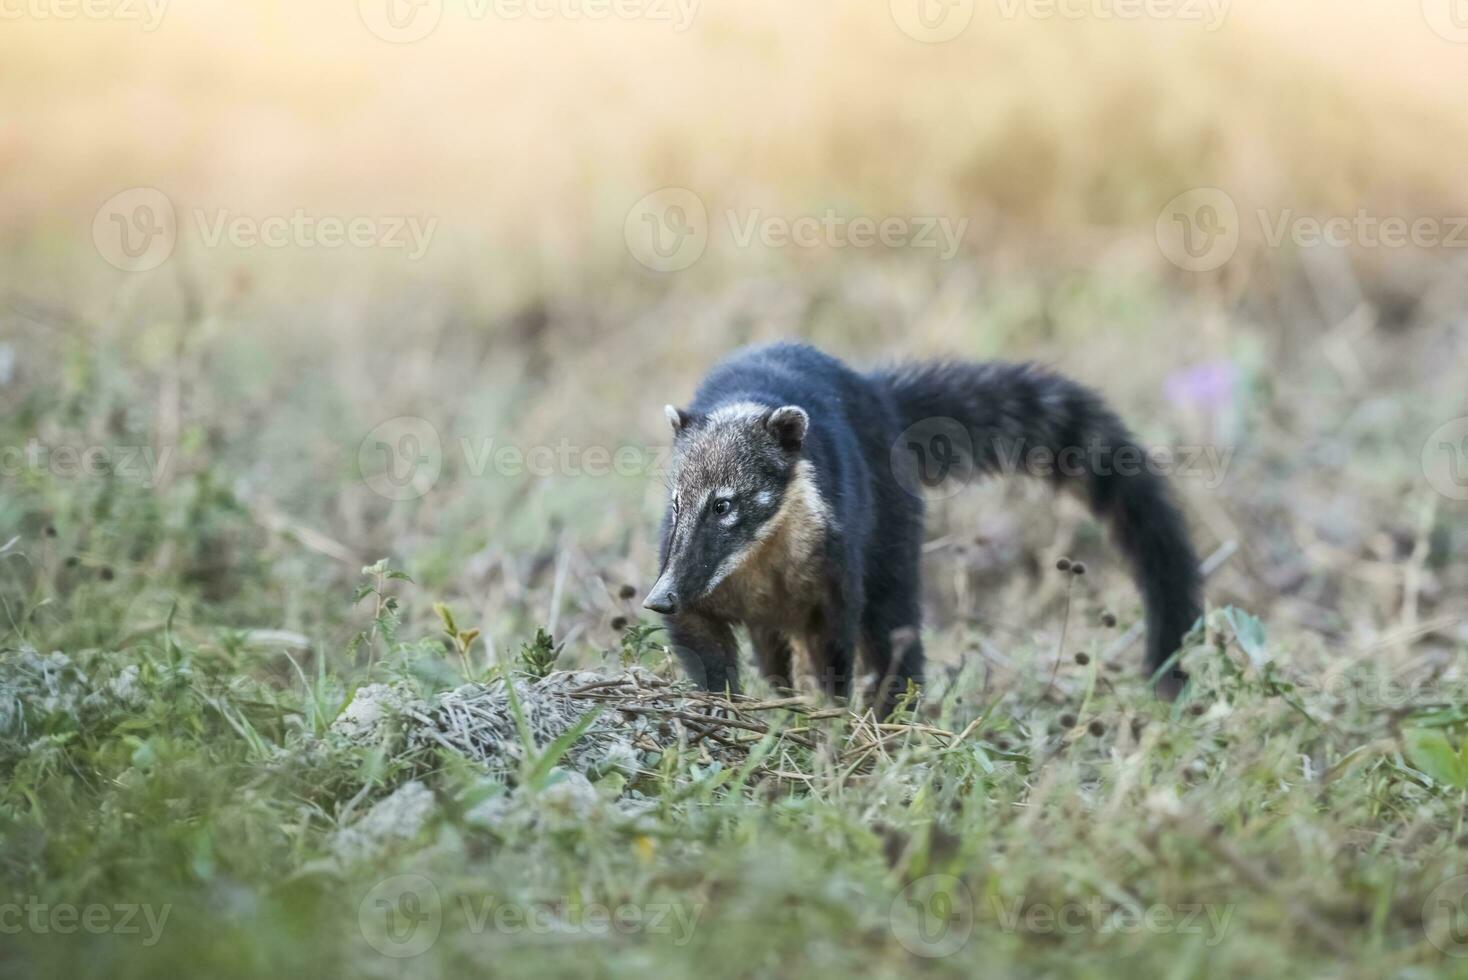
[803,593,861,701]
[749,626,794,691]
[665,612,742,696]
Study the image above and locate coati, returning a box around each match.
[643,342,1202,713]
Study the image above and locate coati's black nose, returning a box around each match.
[642,589,679,615]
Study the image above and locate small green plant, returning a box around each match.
[517,627,560,679]
[617,622,665,668]
[433,601,481,679]
[348,558,412,669]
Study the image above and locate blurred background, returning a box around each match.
[2,0,1466,680]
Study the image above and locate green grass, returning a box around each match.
[4,581,1468,979]
[2,259,1467,979]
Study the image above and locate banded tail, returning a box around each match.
[873,359,1202,693]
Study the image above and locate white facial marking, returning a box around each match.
[707,401,767,425]
[703,459,831,595]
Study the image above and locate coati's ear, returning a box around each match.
[765,405,809,453]
[664,405,692,437]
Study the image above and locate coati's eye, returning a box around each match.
[712,498,733,517]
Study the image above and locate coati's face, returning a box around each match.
[643,402,811,615]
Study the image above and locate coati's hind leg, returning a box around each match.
[859,580,926,718]
[665,613,742,696]
[749,626,795,691]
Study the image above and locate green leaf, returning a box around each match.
[525,708,603,790]
[1404,728,1468,788]
[433,602,457,635]
[1222,606,1269,668]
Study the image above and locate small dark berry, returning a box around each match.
[44,525,57,538]
[610,616,628,631]
[1070,561,1086,576]
[99,566,115,581]
[1059,712,1077,728]
[1088,720,1106,737]
[1101,611,1117,628]
[1188,702,1206,716]
[1074,651,1090,666]
[1055,557,1073,572]
[618,584,637,600]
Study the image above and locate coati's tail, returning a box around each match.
[873,359,1202,692]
